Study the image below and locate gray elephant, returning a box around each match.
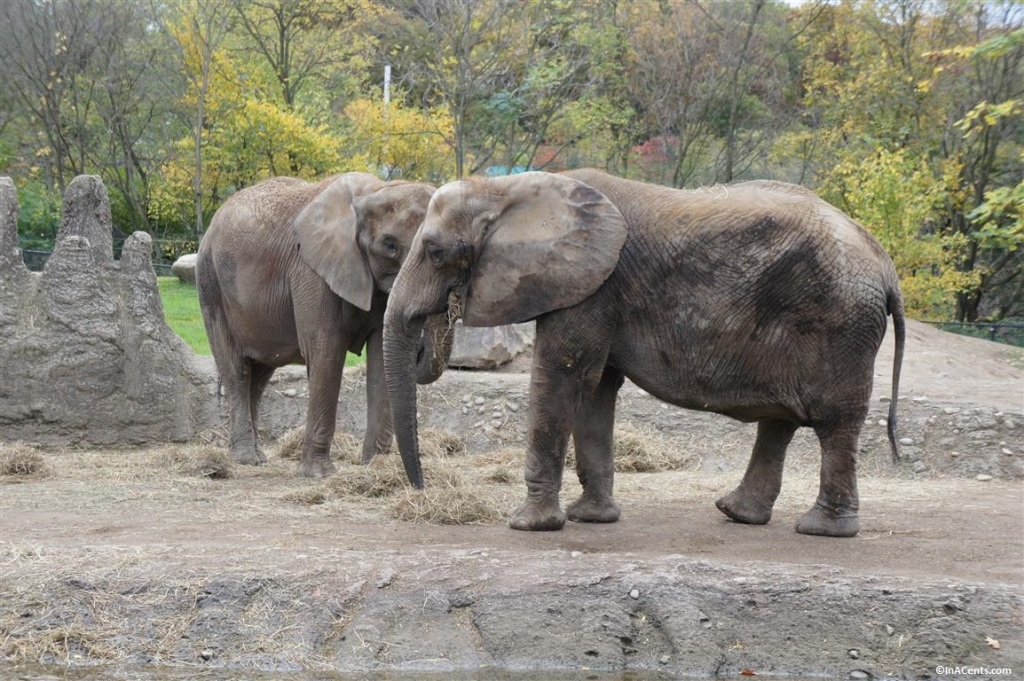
[197,172,452,478]
[383,169,905,538]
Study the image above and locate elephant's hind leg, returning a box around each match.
[361,326,394,464]
[246,362,276,464]
[716,419,796,525]
[224,357,266,465]
[567,366,623,524]
[795,420,862,537]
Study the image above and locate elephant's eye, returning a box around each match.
[380,235,398,256]
[426,243,445,268]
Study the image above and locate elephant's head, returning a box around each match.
[293,173,453,387]
[383,171,627,487]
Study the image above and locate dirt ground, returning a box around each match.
[1,320,1022,680]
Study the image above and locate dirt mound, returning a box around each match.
[0,323,1021,680]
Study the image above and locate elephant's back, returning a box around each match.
[198,178,317,344]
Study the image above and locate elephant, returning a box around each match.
[382,168,905,538]
[197,172,453,478]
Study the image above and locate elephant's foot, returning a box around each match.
[715,487,774,525]
[567,495,621,523]
[795,503,859,538]
[508,499,567,531]
[229,445,268,466]
[361,442,393,464]
[297,456,337,479]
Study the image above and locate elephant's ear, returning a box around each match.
[293,174,378,311]
[463,172,627,327]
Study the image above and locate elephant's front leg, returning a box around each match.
[716,419,797,525]
[297,353,343,478]
[508,361,575,531]
[361,327,394,463]
[508,313,612,532]
[566,366,623,524]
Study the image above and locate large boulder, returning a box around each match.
[172,253,198,284]
[0,176,210,445]
[449,321,535,369]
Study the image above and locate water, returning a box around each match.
[5,665,823,681]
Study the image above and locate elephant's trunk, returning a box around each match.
[385,250,462,489]
[384,308,426,489]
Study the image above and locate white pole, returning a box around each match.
[384,64,391,106]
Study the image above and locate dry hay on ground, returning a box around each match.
[1,612,122,664]
[272,427,363,462]
[322,455,413,498]
[0,425,905,531]
[0,442,54,482]
[271,427,466,463]
[559,424,699,473]
[282,439,511,524]
[420,427,468,458]
[270,426,305,460]
[391,484,506,525]
[160,445,235,479]
[612,423,698,472]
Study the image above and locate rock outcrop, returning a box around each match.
[449,321,535,369]
[171,253,198,284]
[0,176,210,445]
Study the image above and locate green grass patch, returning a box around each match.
[156,276,365,366]
[158,277,211,355]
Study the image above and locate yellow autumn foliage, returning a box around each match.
[820,148,978,319]
[340,98,458,184]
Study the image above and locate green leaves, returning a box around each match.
[970,181,1024,252]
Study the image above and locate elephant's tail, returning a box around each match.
[196,241,226,411]
[886,288,905,463]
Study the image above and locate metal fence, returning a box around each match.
[920,320,1024,348]
[21,239,188,277]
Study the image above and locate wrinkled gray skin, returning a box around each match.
[197,173,452,478]
[384,169,904,537]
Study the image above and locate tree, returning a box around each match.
[1,0,178,238]
[376,0,522,177]
[230,0,379,111]
[168,0,233,239]
[89,1,175,233]
[376,0,617,178]
[1,0,107,192]
[341,97,456,182]
[617,0,806,187]
[779,0,1022,320]
[152,7,346,235]
[927,19,1024,321]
